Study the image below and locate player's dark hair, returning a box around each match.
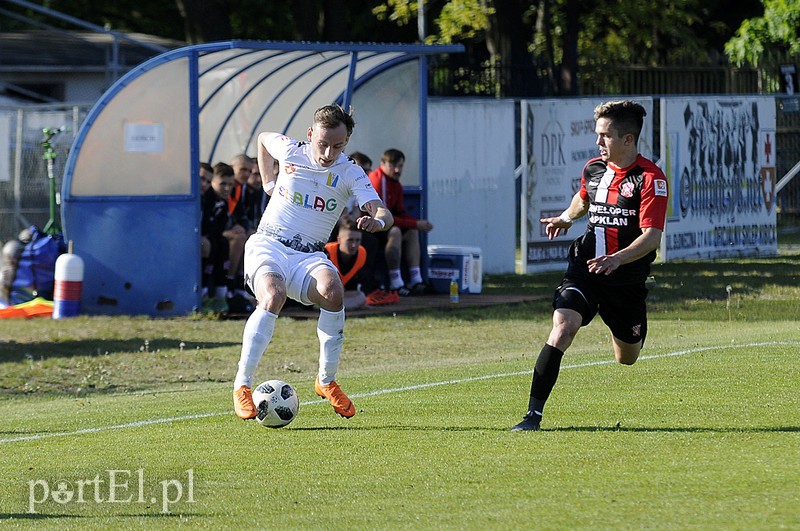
[381,148,405,164]
[213,162,234,178]
[594,100,646,143]
[349,151,372,167]
[314,104,355,136]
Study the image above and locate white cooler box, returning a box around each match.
[427,245,483,294]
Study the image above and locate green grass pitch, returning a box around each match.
[0,253,799,528]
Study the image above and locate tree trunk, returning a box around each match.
[536,0,558,95]
[485,0,536,97]
[559,0,579,95]
[175,0,231,43]
[291,0,321,40]
[322,0,349,41]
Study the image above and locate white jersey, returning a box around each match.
[257,133,380,252]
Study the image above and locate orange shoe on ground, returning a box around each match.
[365,289,399,306]
[314,376,356,418]
[233,385,257,419]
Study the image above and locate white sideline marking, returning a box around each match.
[0,341,796,446]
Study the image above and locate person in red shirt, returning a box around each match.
[512,100,669,432]
[368,148,433,295]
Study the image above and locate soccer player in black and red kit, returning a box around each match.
[512,100,669,431]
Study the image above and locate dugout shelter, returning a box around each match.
[61,41,463,316]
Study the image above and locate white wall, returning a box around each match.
[426,98,517,274]
[349,61,421,187]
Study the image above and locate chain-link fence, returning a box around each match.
[0,104,91,244]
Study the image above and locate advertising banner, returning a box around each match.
[660,97,777,260]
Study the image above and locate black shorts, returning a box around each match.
[552,273,648,345]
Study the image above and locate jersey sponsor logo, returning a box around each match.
[589,204,637,217]
[276,185,338,212]
[589,214,629,226]
[588,203,636,227]
[654,179,667,197]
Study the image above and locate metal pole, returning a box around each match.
[41,127,65,235]
[776,159,800,194]
[13,109,24,230]
[418,0,426,42]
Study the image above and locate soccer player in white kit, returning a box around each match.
[233,104,393,419]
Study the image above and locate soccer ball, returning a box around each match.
[252,380,299,428]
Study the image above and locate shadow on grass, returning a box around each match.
[0,339,240,363]
[546,425,800,433]
[0,512,201,520]
[290,425,491,432]
[289,424,800,434]
[0,513,84,520]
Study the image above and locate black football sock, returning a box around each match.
[526,344,565,418]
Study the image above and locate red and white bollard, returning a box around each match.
[53,241,84,319]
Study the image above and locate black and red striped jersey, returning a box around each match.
[571,154,668,284]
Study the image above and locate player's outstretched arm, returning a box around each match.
[541,193,589,240]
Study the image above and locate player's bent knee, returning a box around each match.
[613,341,641,365]
[316,284,343,307]
[257,292,286,313]
[308,273,344,309]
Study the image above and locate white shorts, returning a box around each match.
[244,233,335,306]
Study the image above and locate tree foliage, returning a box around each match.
[3,0,774,95]
[725,0,800,66]
[432,0,493,44]
[5,0,415,43]
[373,0,764,95]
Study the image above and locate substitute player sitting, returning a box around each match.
[325,218,381,310]
[511,100,669,431]
[233,104,393,420]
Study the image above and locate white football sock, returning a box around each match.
[317,307,345,385]
[388,268,404,290]
[409,267,423,286]
[234,307,277,389]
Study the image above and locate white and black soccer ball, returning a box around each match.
[252,380,299,428]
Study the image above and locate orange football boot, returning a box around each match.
[314,376,356,418]
[233,385,257,419]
